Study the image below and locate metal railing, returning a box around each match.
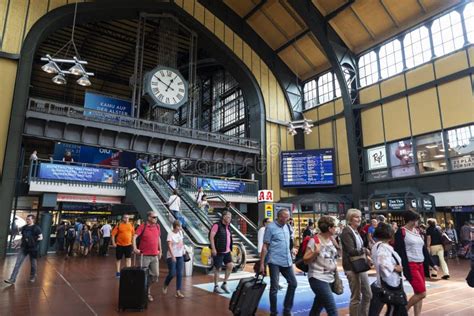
[28,98,260,150]
[129,170,247,270]
[179,175,258,252]
[28,159,128,187]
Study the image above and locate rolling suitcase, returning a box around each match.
[118,254,148,311]
[229,274,266,316]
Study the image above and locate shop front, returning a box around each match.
[280,193,352,246]
[360,188,435,226]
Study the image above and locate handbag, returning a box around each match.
[348,228,370,273]
[373,244,408,306]
[331,270,344,295]
[349,254,370,273]
[183,250,191,262]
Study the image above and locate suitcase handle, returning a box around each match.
[133,253,144,267]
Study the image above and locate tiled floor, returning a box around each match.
[0,253,472,315]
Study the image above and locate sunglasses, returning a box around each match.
[150,216,158,219]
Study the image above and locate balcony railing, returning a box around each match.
[28,98,260,150]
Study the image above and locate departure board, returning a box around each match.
[281,149,335,187]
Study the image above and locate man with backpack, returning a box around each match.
[4,214,43,284]
[65,223,76,258]
[259,208,297,316]
[112,214,135,278]
[210,210,234,294]
[133,211,162,302]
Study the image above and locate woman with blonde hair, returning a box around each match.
[340,208,372,315]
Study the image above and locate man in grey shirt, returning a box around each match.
[260,209,297,316]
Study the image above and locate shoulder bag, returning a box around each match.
[348,230,370,273]
[373,244,408,306]
[331,270,344,295]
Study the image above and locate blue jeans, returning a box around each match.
[309,277,338,316]
[172,211,186,228]
[9,250,37,282]
[268,263,297,315]
[165,256,184,290]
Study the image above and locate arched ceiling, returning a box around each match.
[223,0,462,81]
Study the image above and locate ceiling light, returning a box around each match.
[52,73,67,85]
[77,75,91,86]
[433,154,445,158]
[425,144,438,149]
[41,61,58,74]
[69,62,84,76]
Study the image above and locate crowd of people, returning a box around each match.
[4,205,473,316]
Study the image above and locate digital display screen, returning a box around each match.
[281,149,336,187]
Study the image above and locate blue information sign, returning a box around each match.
[84,92,132,118]
[38,163,118,183]
[281,149,336,187]
[196,177,245,193]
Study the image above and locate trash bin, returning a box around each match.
[184,245,194,277]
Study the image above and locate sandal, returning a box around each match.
[148,294,154,302]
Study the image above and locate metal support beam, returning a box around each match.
[275,29,310,54]
[325,0,355,22]
[243,0,267,21]
[198,0,303,117]
[288,0,363,205]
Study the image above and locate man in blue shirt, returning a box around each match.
[260,209,297,316]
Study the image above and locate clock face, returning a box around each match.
[144,66,188,110]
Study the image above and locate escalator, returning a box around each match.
[177,174,260,263]
[125,170,246,271]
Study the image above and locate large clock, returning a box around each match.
[143,66,188,110]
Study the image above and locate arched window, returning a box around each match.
[303,79,318,110]
[403,26,432,68]
[464,3,474,43]
[379,39,403,79]
[431,11,464,57]
[358,51,378,87]
[318,72,334,104]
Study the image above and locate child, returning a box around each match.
[81,225,92,257]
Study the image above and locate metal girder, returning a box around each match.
[198,0,303,117]
[288,0,363,205]
[243,0,267,21]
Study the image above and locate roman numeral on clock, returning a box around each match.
[167,71,172,77]
[178,88,185,93]
[177,94,183,100]
[152,87,160,94]
[165,97,170,104]
[158,94,164,101]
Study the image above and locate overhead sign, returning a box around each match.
[367,146,388,170]
[423,198,433,211]
[258,190,274,202]
[39,163,119,184]
[281,149,335,188]
[388,198,405,211]
[196,177,245,193]
[84,92,132,117]
[57,194,122,204]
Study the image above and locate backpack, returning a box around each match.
[66,227,76,240]
[295,235,319,272]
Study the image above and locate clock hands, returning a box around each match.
[165,75,178,92]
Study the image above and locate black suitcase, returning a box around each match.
[118,255,148,311]
[229,275,266,316]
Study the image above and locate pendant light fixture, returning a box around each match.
[40,1,94,85]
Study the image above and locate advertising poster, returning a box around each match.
[39,163,118,183]
[53,143,121,166]
[196,177,245,193]
[84,92,132,117]
[389,140,416,177]
[367,145,388,170]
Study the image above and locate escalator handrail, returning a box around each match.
[180,175,258,231]
[132,176,249,269]
[178,177,257,253]
[149,170,213,230]
[131,170,210,246]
